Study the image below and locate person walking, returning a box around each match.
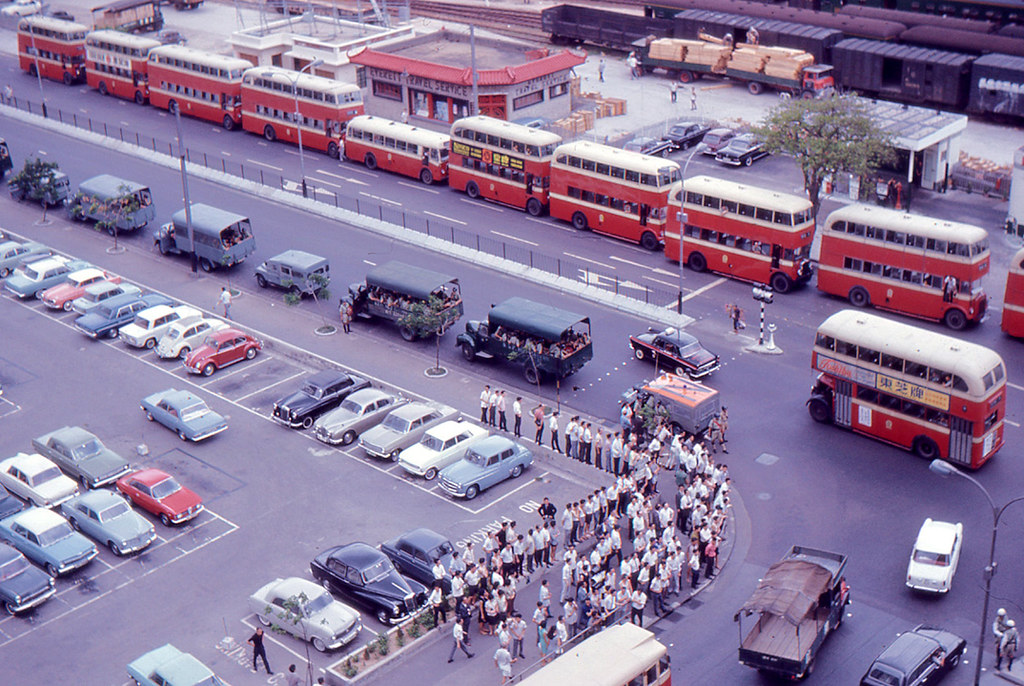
[538,498,557,527]
[670,82,678,103]
[448,617,474,662]
[626,52,638,80]
[1001,620,1020,671]
[340,301,352,334]
[218,287,233,319]
[2,84,12,105]
[497,390,508,431]
[513,396,522,438]
[494,644,514,683]
[996,609,1012,666]
[729,304,744,333]
[480,385,491,423]
[248,627,272,674]
[533,403,545,444]
[549,412,562,454]
[690,86,697,111]
[598,56,606,82]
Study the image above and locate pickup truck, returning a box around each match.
[735,545,850,679]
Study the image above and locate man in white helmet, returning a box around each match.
[995,608,1011,667]
[1000,619,1019,671]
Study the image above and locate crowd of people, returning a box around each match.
[491,325,591,360]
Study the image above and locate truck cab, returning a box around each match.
[802,64,835,96]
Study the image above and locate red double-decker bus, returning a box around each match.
[666,175,814,293]
[17,16,88,86]
[449,116,561,217]
[147,45,250,130]
[85,30,161,104]
[550,141,680,251]
[343,115,450,185]
[817,204,990,330]
[809,309,1005,469]
[240,66,363,159]
[1002,246,1024,338]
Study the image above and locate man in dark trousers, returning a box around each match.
[538,498,557,527]
[249,627,272,674]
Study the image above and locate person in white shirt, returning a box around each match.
[548,412,561,453]
[448,618,474,662]
[480,385,491,423]
[494,644,513,683]
[629,589,647,626]
[555,616,568,654]
[512,396,523,438]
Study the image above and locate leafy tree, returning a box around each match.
[10,158,62,221]
[71,182,143,253]
[398,295,450,373]
[753,94,894,221]
[284,272,334,332]
[261,591,321,685]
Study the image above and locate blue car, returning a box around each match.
[0,507,98,577]
[75,293,172,340]
[60,490,156,557]
[438,435,533,500]
[0,542,55,615]
[4,255,90,299]
[0,240,50,279]
[141,388,228,442]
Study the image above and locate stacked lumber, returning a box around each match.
[648,38,686,62]
[570,75,581,97]
[685,40,730,71]
[727,47,768,74]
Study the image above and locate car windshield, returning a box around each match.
[97,501,130,522]
[362,558,393,583]
[464,449,486,466]
[131,315,150,328]
[304,591,333,615]
[37,522,74,546]
[302,383,324,399]
[339,399,361,414]
[30,467,62,486]
[678,341,701,356]
[913,549,950,566]
[71,439,103,460]
[381,414,411,432]
[166,328,182,340]
[0,554,29,580]
[151,477,182,499]
[866,666,901,686]
[180,402,210,422]
[23,266,42,281]
[419,434,444,451]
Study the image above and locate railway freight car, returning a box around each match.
[836,4,996,32]
[672,9,843,62]
[969,52,1024,118]
[820,0,1024,25]
[900,25,1024,58]
[541,4,673,49]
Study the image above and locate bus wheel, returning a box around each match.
[807,397,831,424]
[134,91,145,105]
[640,231,659,251]
[571,211,588,231]
[913,437,940,460]
[364,152,377,170]
[199,257,215,273]
[98,82,109,96]
[168,100,179,115]
[399,326,416,342]
[460,343,476,362]
[524,366,541,385]
[770,272,792,294]
[63,72,73,86]
[526,198,543,217]
[687,252,707,272]
[848,286,870,308]
[222,115,235,131]
[327,141,340,159]
[419,168,433,185]
[263,125,276,141]
[465,181,480,199]
[943,309,968,331]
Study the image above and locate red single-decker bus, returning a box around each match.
[343,115,450,185]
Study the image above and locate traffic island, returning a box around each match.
[322,610,445,684]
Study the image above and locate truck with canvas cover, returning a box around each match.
[345,261,463,341]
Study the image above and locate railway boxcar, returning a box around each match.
[969,52,1024,118]
[672,9,843,62]
[900,24,1024,58]
[541,4,673,49]
[837,4,996,32]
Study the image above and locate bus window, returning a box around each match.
[721,199,737,213]
[755,207,773,222]
[926,408,949,427]
[738,203,755,218]
[952,376,968,393]
[835,339,856,357]
[686,191,702,204]
[702,195,719,209]
[904,361,928,379]
[880,353,902,372]
[856,386,878,403]
[857,347,879,365]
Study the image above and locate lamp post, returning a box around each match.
[676,147,701,317]
[173,107,197,274]
[265,58,324,198]
[929,459,1024,685]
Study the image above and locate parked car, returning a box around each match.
[906,519,963,594]
[75,293,173,340]
[71,282,141,315]
[381,528,456,594]
[141,388,228,442]
[127,644,227,686]
[0,484,23,521]
[50,9,74,21]
[622,136,673,158]
[0,452,78,508]
[313,388,406,446]
[155,29,186,45]
[271,370,370,429]
[360,401,459,461]
[184,328,262,376]
[629,326,720,380]
[311,542,426,625]
[116,468,203,526]
[438,435,532,500]
[4,256,90,299]
[40,267,120,311]
[0,507,97,577]
[860,625,966,686]
[715,133,770,167]
[155,317,228,360]
[31,426,132,489]
[695,127,737,156]
[254,250,330,295]
[119,304,201,350]
[0,542,55,615]
[398,420,489,480]
[1,0,42,18]
[0,240,50,278]
[248,577,361,652]
[60,490,156,556]
[662,121,710,151]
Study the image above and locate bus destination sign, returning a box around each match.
[452,141,524,171]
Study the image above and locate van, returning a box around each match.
[154,204,256,272]
[255,250,330,296]
[622,372,720,435]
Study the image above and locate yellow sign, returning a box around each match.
[877,374,949,411]
[452,141,525,171]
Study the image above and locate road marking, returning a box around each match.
[1006,419,1021,428]
[315,169,348,180]
[646,276,678,289]
[198,355,272,385]
[398,180,440,195]
[309,177,341,189]
[609,255,656,270]
[1008,382,1024,393]
[245,159,283,171]
[234,370,307,403]
[460,198,505,213]
[359,191,401,207]
[681,277,727,302]
[425,211,467,226]
[565,253,614,270]
[336,164,377,178]
[492,231,538,246]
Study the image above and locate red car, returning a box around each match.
[184,328,262,377]
[116,468,203,526]
[39,267,121,311]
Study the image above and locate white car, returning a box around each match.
[119,304,201,349]
[1,0,42,17]
[0,453,79,508]
[398,420,488,480]
[906,518,963,593]
[248,577,361,652]
[156,317,228,360]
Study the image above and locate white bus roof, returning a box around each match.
[85,29,160,51]
[555,140,681,175]
[347,115,450,148]
[675,175,812,213]
[451,115,562,146]
[19,15,89,34]
[817,309,1004,398]
[519,624,665,686]
[824,204,989,245]
[149,44,252,72]
[242,66,359,96]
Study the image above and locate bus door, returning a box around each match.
[771,244,781,269]
[833,379,852,427]
[948,417,973,466]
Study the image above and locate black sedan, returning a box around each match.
[861,625,966,686]
[311,542,426,625]
[715,133,769,167]
[629,327,720,380]
[0,542,55,615]
[662,121,710,151]
[622,136,674,158]
[271,369,370,429]
[380,528,456,594]
[0,484,23,521]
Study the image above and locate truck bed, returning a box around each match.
[741,609,825,662]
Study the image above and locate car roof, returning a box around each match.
[873,630,941,673]
[346,388,391,405]
[161,389,199,406]
[128,468,172,485]
[652,327,698,346]
[394,401,450,420]
[427,420,478,439]
[401,528,449,550]
[670,121,701,128]
[207,328,247,342]
[53,425,95,443]
[5,452,54,475]
[915,519,960,553]
[69,489,124,510]
[334,542,385,567]
[22,255,67,272]
[13,507,64,533]
[272,576,321,598]
[85,281,122,295]
[467,435,517,456]
[0,542,22,564]
[706,128,734,135]
[306,369,347,387]
[68,267,105,281]
[136,304,175,319]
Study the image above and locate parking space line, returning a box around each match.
[198,355,273,385]
[466,471,551,515]
[234,370,307,403]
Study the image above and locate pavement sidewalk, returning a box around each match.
[985,660,1024,685]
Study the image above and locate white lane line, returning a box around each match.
[646,276,678,289]
[197,355,272,385]
[565,253,615,270]
[1008,382,1024,393]
[343,177,370,187]
[359,191,401,207]
[315,169,349,180]
[468,471,551,515]
[398,180,440,195]
[1006,419,1021,428]
[245,159,283,171]
[459,198,505,213]
[425,211,467,226]
[234,370,307,403]
[681,277,727,302]
[492,231,538,246]
[609,255,658,270]
[336,164,378,178]
[309,177,341,189]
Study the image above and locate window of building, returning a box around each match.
[513,89,544,110]
[373,80,402,101]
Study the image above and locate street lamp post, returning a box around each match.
[676,147,701,317]
[265,59,324,199]
[929,459,1024,685]
[173,107,197,274]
